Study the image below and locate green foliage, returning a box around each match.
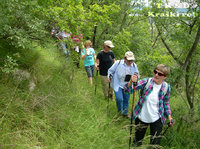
[0,42,199,148]
[113,29,132,59]
[1,55,18,75]
[0,0,200,148]
[0,0,48,49]
[0,43,131,148]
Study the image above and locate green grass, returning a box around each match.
[0,42,199,149]
[0,43,131,149]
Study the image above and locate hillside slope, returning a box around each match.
[0,44,131,149]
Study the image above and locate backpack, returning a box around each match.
[140,78,169,97]
[109,60,121,79]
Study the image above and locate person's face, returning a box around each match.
[104,45,111,52]
[85,43,91,48]
[124,58,133,66]
[153,69,166,84]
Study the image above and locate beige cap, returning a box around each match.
[104,40,114,48]
[125,51,135,60]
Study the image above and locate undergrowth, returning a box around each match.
[0,42,199,149]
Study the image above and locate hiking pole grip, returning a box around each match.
[108,74,112,91]
[168,119,174,126]
[162,119,174,135]
[133,72,138,87]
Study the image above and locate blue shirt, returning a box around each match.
[81,48,95,66]
[107,60,140,92]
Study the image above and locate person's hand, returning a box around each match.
[95,65,99,70]
[130,75,138,83]
[82,45,85,49]
[168,115,174,127]
[108,78,111,83]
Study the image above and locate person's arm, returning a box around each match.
[163,86,174,126]
[124,78,148,94]
[56,35,61,41]
[92,49,96,60]
[112,58,115,63]
[127,75,138,87]
[95,59,99,70]
[107,61,118,82]
[111,52,115,63]
[81,49,87,60]
[93,54,96,60]
[81,42,84,49]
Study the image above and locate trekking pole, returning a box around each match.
[129,72,138,148]
[94,70,99,95]
[107,74,112,116]
[161,119,174,135]
[129,82,137,149]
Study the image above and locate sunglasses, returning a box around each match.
[126,59,133,62]
[154,70,165,77]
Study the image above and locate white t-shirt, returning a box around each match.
[138,83,162,123]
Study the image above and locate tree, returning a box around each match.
[149,0,200,110]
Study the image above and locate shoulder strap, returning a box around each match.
[140,78,150,97]
[144,78,152,91]
[141,78,169,97]
[118,60,121,66]
[163,82,169,96]
[110,60,121,77]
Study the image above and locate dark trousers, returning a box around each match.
[134,118,163,148]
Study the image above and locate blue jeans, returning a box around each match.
[114,87,130,115]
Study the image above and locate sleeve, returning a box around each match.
[111,51,115,59]
[96,51,101,60]
[124,78,149,94]
[107,60,119,78]
[163,84,171,116]
[92,48,95,55]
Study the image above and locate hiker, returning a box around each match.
[51,26,59,39]
[56,30,71,57]
[81,40,96,85]
[125,64,174,148]
[107,51,139,118]
[95,40,115,99]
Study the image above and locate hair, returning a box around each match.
[155,64,170,76]
[85,40,92,47]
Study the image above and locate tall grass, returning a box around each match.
[0,42,199,149]
[0,43,130,149]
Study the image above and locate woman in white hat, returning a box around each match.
[95,40,115,99]
[107,51,140,118]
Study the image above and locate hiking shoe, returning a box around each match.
[109,94,115,101]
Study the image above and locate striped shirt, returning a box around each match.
[124,78,171,124]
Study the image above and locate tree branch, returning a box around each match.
[152,32,160,48]
[183,24,200,70]
[157,26,183,65]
